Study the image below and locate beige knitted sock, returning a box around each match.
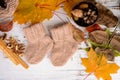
[50,23,78,66]
[23,23,53,64]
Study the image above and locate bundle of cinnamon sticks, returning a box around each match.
[0,39,29,69]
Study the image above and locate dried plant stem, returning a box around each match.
[105,22,120,48]
[83,72,94,80]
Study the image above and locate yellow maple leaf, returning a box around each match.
[63,0,82,17]
[81,48,120,80]
[14,0,61,24]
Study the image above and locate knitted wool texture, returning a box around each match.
[23,23,53,64]
[0,0,19,19]
[50,23,78,66]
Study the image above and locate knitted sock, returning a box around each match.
[50,23,78,66]
[23,23,53,64]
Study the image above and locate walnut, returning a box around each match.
[71,9,83,18]
[6,37,25,56]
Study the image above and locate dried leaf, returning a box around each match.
[14,0,61,24]
[81,48,120,80]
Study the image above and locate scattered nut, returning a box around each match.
[83,17,88,20]
[7,43,13,49]
[86,20,90,24]
[83,12,87,16]
[1,35,26,56]
[91,11,96,16]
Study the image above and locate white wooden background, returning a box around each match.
[0,0,120,80]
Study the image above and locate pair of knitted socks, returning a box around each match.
[23,23,78,66]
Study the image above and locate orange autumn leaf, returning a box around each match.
[81,48,120,80]
[63,0,82,17]
[14,0,61,24]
